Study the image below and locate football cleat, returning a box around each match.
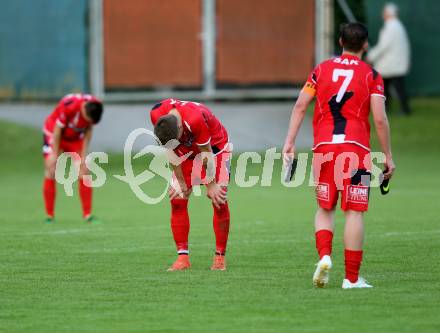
[210,254,226,271]
[313,255,332,288]
[44,217,54,224]
[342,277,373,289]
[84,215,102,224]
[167,255,191,271]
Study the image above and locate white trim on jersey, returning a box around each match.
[184,121,192,132]
[55,119,65,128]
[43,128,53,136]
[213,142,232,156]
[312,140,371,152]
[196,137,211,146]
[371,93,386,100]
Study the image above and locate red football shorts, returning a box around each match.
[43,134,83,160]
[312,143,371,212]
[173,150,231,190]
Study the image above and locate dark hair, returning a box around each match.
[340,22,368,52]
[85,101,103,124]
[154,114,179,145]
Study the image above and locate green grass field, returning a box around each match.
[1,99,439,333]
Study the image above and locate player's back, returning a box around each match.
[150,98,229,155]
[44,93,94,139]
[309,54,384,151]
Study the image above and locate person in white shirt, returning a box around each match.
[368,2,412,115]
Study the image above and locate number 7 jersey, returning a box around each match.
[303,54,385,151]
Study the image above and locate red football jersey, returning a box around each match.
[44,93,98,141]
[150,99,229,157]
[303,54,385,151]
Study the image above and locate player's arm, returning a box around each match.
[188,110,226,207]
[168,162,191,200]
[197,143,226,208]
[47,124,63,175]
[78,127,93,175]
[282,90,314,165]
[371,95,396,179]
[51,124,62,157]
[81,127,92,158]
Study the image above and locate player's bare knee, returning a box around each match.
[344,210,364,225]
[44,165,56,179]
[318,206,335,214]
[344,209,364,217]
[45,170,55,179]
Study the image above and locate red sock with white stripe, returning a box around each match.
[315,229,333,259]
[170,199,190,255]
[345,249,363,283]
[43,177,56,217]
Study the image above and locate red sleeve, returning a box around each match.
[302,65,319,97]
[187,109,211,146]
[369,69,385,98]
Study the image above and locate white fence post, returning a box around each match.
[89,0,104,99]
[202,0,216,98]
[315,0,334,65]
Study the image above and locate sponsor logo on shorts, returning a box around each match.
[316,183,329,201]
[346,185,369,204]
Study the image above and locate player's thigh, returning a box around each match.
[61,140,86,175]
[313,147,338,209]
[341,146,371,212]
[215,151,232,188]
[175,159,194,189]
[62,140,84,157]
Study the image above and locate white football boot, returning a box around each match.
[342,276,373,289]
[313,255,332,288]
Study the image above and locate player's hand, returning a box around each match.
[206,183,227,208]
[282,142,295,168]
[169,180,191,200]
[384,157,396,180]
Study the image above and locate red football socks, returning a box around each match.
[43,177,56,217]
[345,249,363,283]
[79,177,93,218]
[169,199,230,255]
[315,229,333,259]
[170,199,190,254]
[213,202,230,255]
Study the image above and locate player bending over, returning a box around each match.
[283,23,395,289]
[42,93,104,224]
[150,98,231,271]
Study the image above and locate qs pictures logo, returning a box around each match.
[114,128,173,204]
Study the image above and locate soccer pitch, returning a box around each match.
[1,99,439,333]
